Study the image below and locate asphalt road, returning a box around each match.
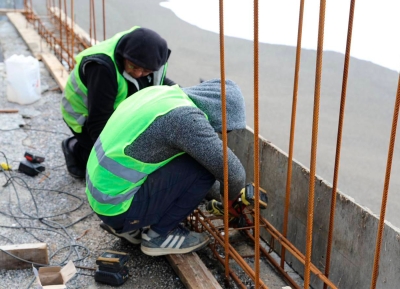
[33,0,400,228]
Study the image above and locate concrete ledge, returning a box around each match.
[228,127,400,289]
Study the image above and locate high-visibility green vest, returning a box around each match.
[86,85,200,216]
[61,26,168,133]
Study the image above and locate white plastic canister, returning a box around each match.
[5,54,41,105]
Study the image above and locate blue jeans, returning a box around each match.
[98,154,215,235]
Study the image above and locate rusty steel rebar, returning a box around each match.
[70,0,74,68]
[102,0,106,40]
[258,214,337,288]
[193,208,338,288]
[370,74,400,289]
[281,0,305,270]
[304,0,327,287]
[244,230,302,289]
[91,0,97,44]
[323,1,356,288]
[196,212,268,288]
[253,0,261,287]
[218,0,231,286]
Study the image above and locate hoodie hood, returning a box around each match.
[115,28,170,71]
[182,79,246,132]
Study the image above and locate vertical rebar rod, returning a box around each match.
[63,0,70,69]
[218,0,230,286]
[323,1,356,288]
[370,75,400,289]
[253,0,261,288]
[89,0,92,40]
[304,0,326,287]
[91,0,97,44]
[58,0,62,61]
[281,0,305,269]
[70,0,74,69]
[102,0,106,40]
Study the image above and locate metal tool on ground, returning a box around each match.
[94,250,130,286]
[24,152,45,163]
[18,151,45,177]
[206,183,268,227]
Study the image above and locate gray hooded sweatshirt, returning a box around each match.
[125,79,246,199]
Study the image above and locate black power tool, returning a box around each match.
[94,250,130,286]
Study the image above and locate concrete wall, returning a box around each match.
[228,128,400,289]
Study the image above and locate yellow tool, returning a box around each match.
[1,162,11,171]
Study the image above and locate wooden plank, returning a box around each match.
[0,243,49,269]
[0,109,19,113]
[166,252,222,289]
[41,52,68,91]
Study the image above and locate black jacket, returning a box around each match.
[79,28,176,143]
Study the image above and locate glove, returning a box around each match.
[206,183,268,217]
[206,199,242,219]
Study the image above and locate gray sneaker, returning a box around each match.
[100,222,141,245]
[141,225,210,256]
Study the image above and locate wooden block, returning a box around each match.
[0,243,49,270]
[0,109,19,113]
[166,252,222,289]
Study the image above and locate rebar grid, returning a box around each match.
[189,208,339,289]
[23,8,88,71]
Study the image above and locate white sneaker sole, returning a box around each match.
[140,237,210,256]
[100,222,141,245]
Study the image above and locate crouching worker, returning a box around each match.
[85,79,247,256]
[61,26,175,179]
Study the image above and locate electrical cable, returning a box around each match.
[0,150,95,288]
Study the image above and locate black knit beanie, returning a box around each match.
[116,27,170,71]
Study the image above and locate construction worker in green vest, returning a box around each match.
[86,79,247,256]
[61,26,175,179]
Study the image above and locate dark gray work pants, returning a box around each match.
[98,154,215,235]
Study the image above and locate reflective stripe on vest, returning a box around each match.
[62,72,88,127]
[86,172,141,205]
[94,140,147,184]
